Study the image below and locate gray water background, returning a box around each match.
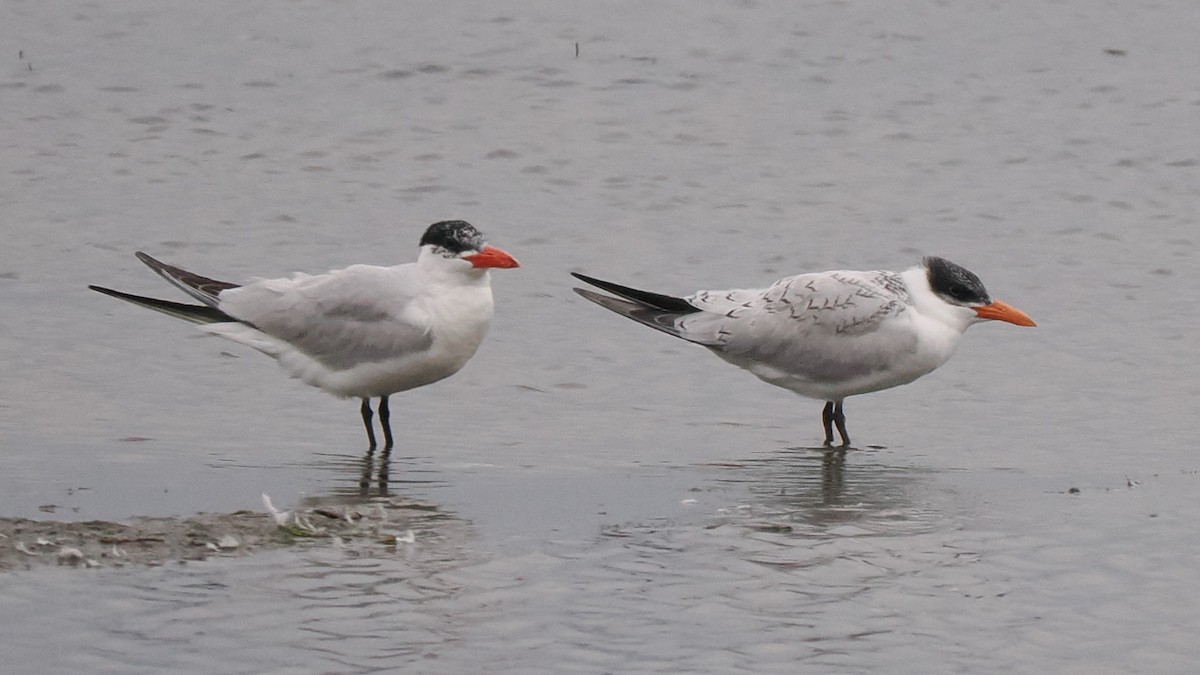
[2,1,1200,672]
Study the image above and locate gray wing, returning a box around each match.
[573,269,920,390]
[681,270,911,343]
[678,270,917,383]
[216,265,434,371]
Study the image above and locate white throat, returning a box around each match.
[902,266,977,335]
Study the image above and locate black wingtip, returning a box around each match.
[570,286,602,301]
[88,284,124,298]
[134,250,168,272]
[133,250,162,268]
[569,272,695,312]
[571,285,721,346]
[88,284,234,324]
[129,251,239,307]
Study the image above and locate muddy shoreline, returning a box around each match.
[0,498,438,571]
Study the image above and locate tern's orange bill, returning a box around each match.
[465,246,520,269]
[974,300,1036,327]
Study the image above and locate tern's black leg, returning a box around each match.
[361,398,378,448]
[378,396,394,449]
[822,400,851,447]
[822,401,836,445]
[832,399,850,447]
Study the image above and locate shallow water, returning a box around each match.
[3,0,1200,672]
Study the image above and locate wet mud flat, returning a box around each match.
[0,496,442,572]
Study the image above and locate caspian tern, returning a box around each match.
[89,220,519,448]
[572,257,1035,446]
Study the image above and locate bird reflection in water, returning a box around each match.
[720,445,927,530]
[297,448,453,540]
[817,447,846,506]
[359,446,392,498]
[302,447,443,505]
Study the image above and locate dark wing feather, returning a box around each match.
[88,285,235,324]
[570,273,695,312]
[135,251,240,308]
[571,274,722,347]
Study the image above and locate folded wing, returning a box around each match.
[217,265,434,371]
[572,269,920,391]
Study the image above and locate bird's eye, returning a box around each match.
[947,286,973,302]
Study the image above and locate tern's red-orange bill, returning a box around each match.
[974,300,1036,327]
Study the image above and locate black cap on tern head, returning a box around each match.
[924,256,991,306]
[420,220,486,255]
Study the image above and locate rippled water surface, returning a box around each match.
[3,1,1200,672]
